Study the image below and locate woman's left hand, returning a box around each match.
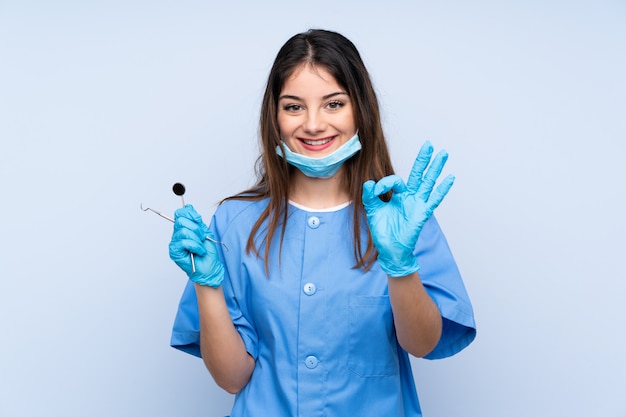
[362,141,455,277]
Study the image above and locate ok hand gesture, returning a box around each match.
[362,141,455,277]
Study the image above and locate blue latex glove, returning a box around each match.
[169,205,225,287]
[362,141,455,277]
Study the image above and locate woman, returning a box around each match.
[169,29,476,416]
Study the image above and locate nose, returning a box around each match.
[303,109,326,134]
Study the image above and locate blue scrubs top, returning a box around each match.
[171,198,476,417]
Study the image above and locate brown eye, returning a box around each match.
[326,101,344,110]
[283,104,302,112]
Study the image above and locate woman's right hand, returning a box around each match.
[169,205,225,288]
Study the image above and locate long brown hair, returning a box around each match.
[223,29,395,272]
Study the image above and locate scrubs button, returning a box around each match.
[303,282,317,295]
[307,216,320,229]
[305,355,319,369]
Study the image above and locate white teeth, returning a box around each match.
[303,138,332,146]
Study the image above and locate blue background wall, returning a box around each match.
[1,1,625,416]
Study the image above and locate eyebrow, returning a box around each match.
[278,91,349,101]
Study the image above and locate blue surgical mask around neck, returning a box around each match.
[275,133,362,178]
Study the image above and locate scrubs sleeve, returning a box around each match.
[170,212,259,360]
[415,216,476,360]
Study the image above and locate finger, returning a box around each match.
[426,174,455,210]
[373,175,407,196]
[417,149,449,200]
[406,141,434,193]
[174,204,203,223]
[170,228,208,257]
[363,176,408,213]
[174,205,210,240]
[168,246,192,269]
[174,216,206,238]
[362,180,384,212]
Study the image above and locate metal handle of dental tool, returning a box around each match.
[172,182,195,273]
[140,203,223,245]
[140,203,174,222]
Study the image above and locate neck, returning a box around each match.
[289,168,350,209]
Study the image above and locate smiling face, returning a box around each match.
[277,64,357,159]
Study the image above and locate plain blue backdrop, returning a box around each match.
[1,1,625,416]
